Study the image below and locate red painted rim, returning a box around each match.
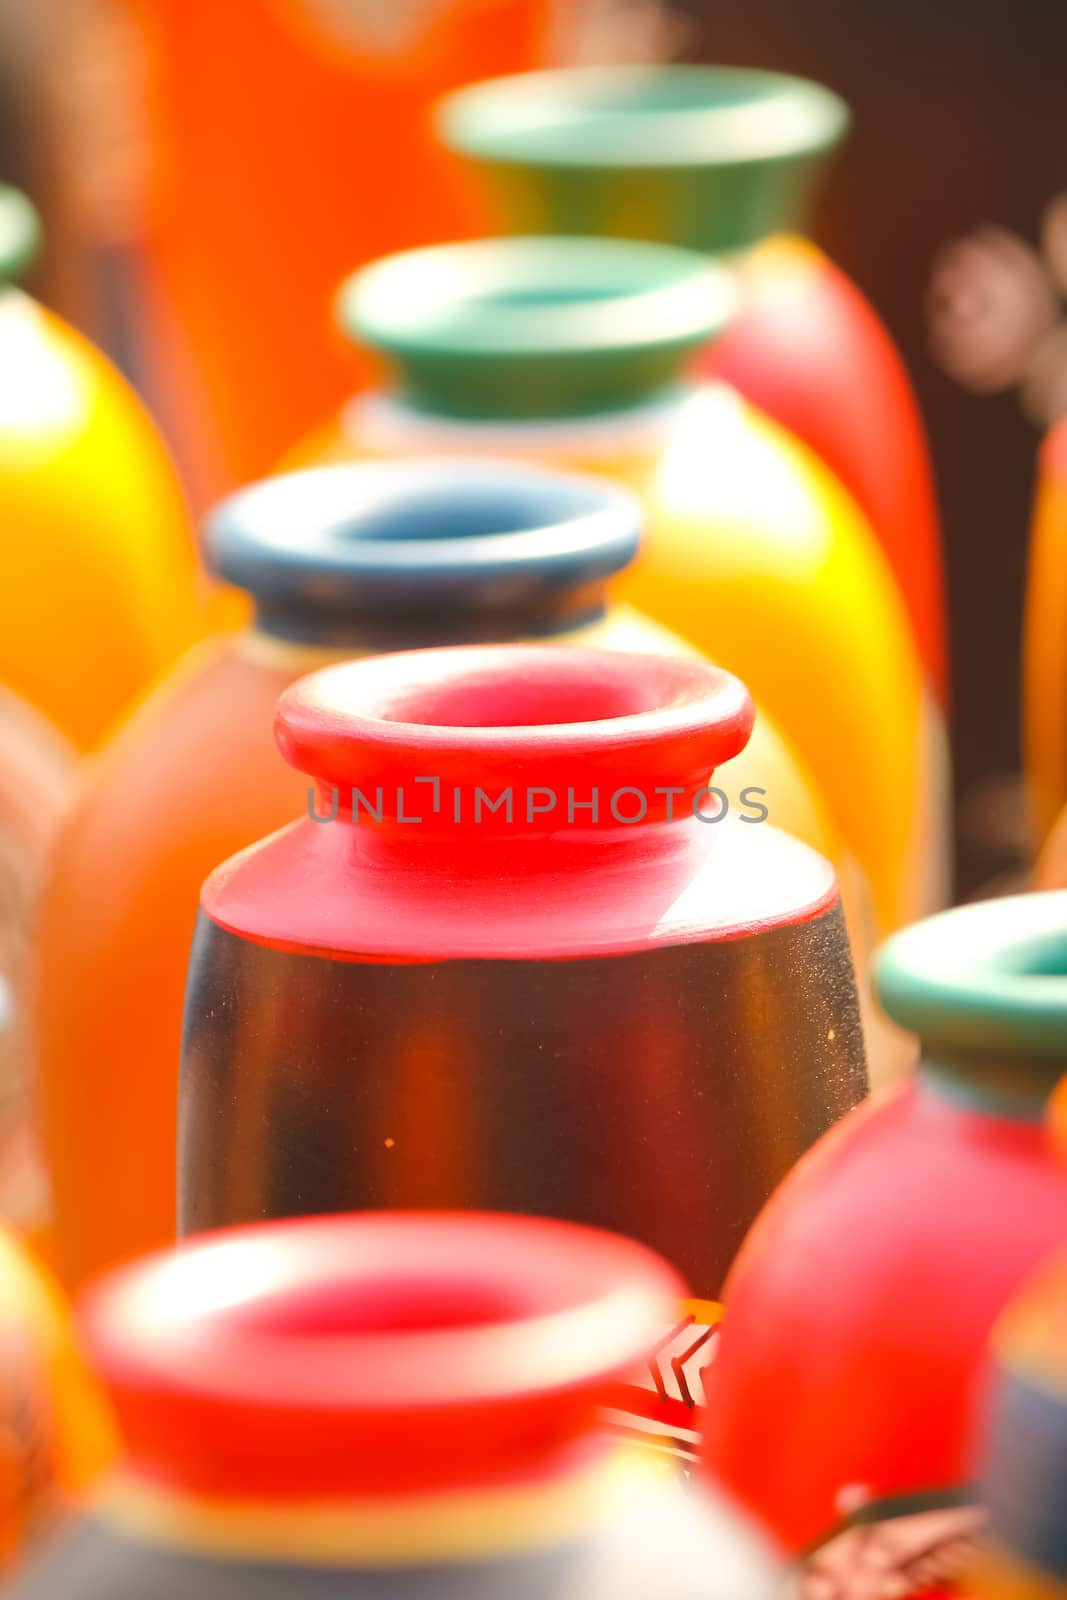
[79,1212,683,1498]
[275,644,754,831]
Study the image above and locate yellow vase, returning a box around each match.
[287,237,936,949]
[0,186,201,750]
[1024,417,1067,857]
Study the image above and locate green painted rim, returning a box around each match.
[342,235,732,359]
[339,236,733,419]
[0,185,41,285]
[875,892,1067,1063]
[437,64,849,173]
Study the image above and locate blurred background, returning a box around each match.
[2,0,1063,896]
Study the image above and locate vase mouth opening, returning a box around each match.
[0,185,40,287]
[437,65,849,172]
[79,1212,680,1496]
[340,650,705,730]
[342,236,731,364]
[275,644,754,814]
[875,892,1067,1064]
[204,460,642,629]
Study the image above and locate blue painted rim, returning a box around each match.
[205,459,642,633]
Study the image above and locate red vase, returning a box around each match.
[4,1211,779,1598]
[702,891,1067,1595]
[177,644,867,1305]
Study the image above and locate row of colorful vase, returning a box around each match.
[3,58,957,1274]
[1,53,1067,1600]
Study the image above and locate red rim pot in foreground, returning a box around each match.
[4,1212,779,1598]
[702,890,1067,1596]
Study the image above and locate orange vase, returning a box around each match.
[1024,416,1067,857]
[123,0,557,493]
[0,1225,115,1573]
[0,185,200,751]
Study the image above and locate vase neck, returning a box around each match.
[251,582,610,650]
[918,1054,1065,1121]
[307,778,733,846]
[473,176,816,260]
[376,352,694,424]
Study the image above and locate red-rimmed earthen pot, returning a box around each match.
[178,643,867,1300]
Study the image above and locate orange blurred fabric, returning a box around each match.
[126,0,553,492]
